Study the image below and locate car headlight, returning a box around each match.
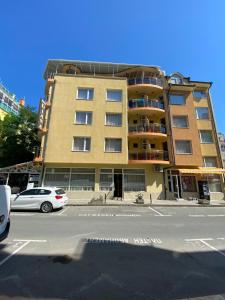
[0,215,5,224]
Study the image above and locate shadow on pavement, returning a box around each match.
[0,239,225,299]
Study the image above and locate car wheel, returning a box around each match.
[41,202,53,213]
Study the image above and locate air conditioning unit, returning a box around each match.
[153,165,164,173]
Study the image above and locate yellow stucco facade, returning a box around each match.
[37,60,224,202]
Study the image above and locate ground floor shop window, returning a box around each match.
[44,168,70,188]
[70,168,95,191]
[44,168,95,191]
[208,176,222,192]
[100,169,113,191]
[123,169,145,192]
[181,176,197,192]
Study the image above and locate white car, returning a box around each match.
[11,187,68,213]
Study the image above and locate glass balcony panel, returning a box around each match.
[128,99,164,110]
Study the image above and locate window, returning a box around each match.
[170,77,182,84]
[44,169,70,188]
[100,169,113,191]
[19,189,39,196]
[133,143,138,148]
[181,176,197,192]
[196,107,209,119]
[106,89,122,102]
[70,168,95,191]
[193,90,207,98]
[175,140,192,154]
[172,116,188,128]
[169,94,186,105]
[37,189,51,195]
[208,176,222,192]
[75,112,92,125]
[77,88,93,100]
[123,169,145,192]
[204,157,217,167]
[199,130,213,143]
[105,138,122,152]
[73,137,91,151]
[105,113,122,126]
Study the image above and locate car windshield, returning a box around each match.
[55,189,65,195]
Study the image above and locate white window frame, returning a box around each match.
[104,138,122,153]
[105,113,122,127]
[203,157,217,168]
[199,130,214,144]
[106,89,122,102]
[72,137,91,152]
[76,88,94,100]
[172,115,189,128]
[195,107,209,120]
[75,111,92,125]
[175,140,192,154]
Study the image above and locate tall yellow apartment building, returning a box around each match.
[36,60,225,201]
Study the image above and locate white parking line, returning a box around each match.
[57,208,69,216]
[11,213,35,216]
[0,241,30,267]
[0,239,47,268]
[148,207,164,216]
[189,215,205,217]
[207,215,225,217]
[185,238,213,242]
[200,240,225,258]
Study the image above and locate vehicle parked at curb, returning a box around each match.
[0,185,11,242]
[10,187,68,213]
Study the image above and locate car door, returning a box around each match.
[35,189,52,208]
[11,189,39,210]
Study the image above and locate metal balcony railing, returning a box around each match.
[129,123,167,134]
[129,150,169,161]
[128,98,164,110]
[128,77,163,87]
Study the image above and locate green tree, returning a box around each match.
[0,106,40,167]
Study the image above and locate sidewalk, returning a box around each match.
[67,198,225,207]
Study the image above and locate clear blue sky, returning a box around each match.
[1,0,225,132]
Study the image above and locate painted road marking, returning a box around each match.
[148,207,164,216]
[189,215,205,217]
[11,213,35,216]
[207,215,225,217]
[199,240,225,258]
[84,237,162,245]
[185,237,225,258]
[0,241,30,267]
[56,207,69,216]
[78,213,141,217]
[0,239,47,268]
[185,238,213,242]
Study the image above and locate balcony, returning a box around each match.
[128,123,167,139]
[128,77,163,93]
[128,98,165,115]
[129,150,169,164]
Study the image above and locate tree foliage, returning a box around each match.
[0,106,40,167]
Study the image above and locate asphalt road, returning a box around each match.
[1,206,225,300]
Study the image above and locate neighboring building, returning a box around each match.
[0,83,20,120]
[218,132,225,166]
[36,60,225,201]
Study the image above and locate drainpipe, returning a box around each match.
[162,83,176,199]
